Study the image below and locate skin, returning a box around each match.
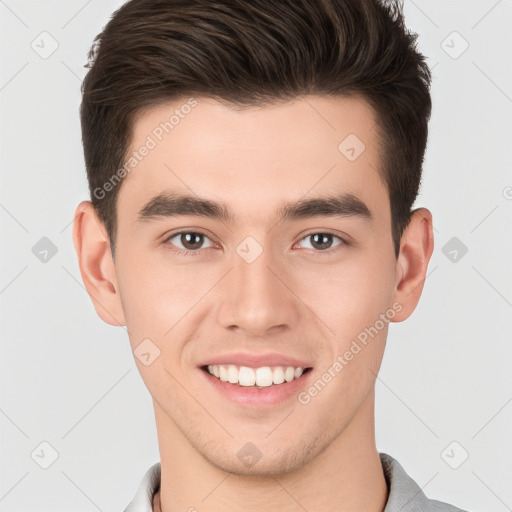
[73,95,434,512]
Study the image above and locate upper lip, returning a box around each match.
[198,352,313,369]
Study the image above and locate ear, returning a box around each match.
[72,201,126,326]
[391,207,434,322]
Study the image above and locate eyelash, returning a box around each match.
[162,230,349,256]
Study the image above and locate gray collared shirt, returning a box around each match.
[123,452,467,511]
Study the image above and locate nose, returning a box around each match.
[216,242,300,337]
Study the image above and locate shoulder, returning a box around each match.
[123,462,161,512]
[380,453,468,512]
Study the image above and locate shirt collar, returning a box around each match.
[123,453,462,512]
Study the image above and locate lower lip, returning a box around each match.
[199,367,313,407]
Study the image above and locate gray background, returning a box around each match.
[1,1,511,510]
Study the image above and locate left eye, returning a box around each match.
[297,233,344,251]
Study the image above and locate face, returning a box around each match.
[91,95,410,475]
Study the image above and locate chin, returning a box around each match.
[195,433,324,478]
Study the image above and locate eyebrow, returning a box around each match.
[136,191,373,226]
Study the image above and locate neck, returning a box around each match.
[153,391,388,512]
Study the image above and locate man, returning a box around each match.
[72,0,466,510]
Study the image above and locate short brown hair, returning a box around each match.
[80,0,432,259]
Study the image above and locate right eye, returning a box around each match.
[163,231,216,255]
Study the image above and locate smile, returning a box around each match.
[202,364,313,388]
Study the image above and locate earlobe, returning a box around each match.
[72,201,126,327]
[391,207,434,322]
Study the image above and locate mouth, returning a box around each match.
[200,364,313,389]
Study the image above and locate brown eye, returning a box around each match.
[165,231,214,252]
[180,233,204,250]
[298,233,344,251]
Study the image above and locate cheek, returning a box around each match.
[292,252,395,334]
[115,251,228,359]
[115,253,201,340]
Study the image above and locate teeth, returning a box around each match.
[206,364,306,387]
[239,366,256,386]
[273,366,285,384]
[255,367,273,387]
[227,365,238,384]
[219,365,228,382]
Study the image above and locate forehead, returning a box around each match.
[118,95,389,227]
